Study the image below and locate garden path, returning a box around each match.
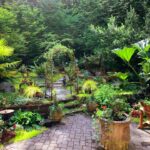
[46,78,70,101]
[4,114,150,150]
[4,114,98,150]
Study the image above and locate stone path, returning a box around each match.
[46,78,70,101]
[129,123,150,150]
[4,114,150,150]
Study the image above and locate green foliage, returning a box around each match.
[113,47,136,63]
[113,72,129,80]
[0,39,19,79]
[94,84,117,106]
[97,98,131,121]
[10,110,43,129]
[49,103,64,114]
[82,80,97,94]
[24,85,42,98]
[143,98,150,105]
[0,92,31,107]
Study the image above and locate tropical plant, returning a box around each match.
[10,110,43,129]
[113,72,129,81]
[82,80,97,94]
[113,47,138,77]
[24,85,42,98]
[0,39,19,80]
[113,43,150,96]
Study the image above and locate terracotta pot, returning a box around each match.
[87,102,98,112]
[50,111,63,122]
[100,118,131,150]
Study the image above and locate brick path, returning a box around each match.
[4,114,150,150]
[5,114,98,150]
[129,123,150,150]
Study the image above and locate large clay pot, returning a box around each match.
[100,118,131,150]
[50,110,63,122]
[87,101,98,112]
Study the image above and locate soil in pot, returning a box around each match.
[100,118,131,150]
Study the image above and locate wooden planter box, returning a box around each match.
[100,118,131,150]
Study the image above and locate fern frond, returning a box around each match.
[0,61,20,70]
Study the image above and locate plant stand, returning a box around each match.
[100,118,131,150]
[0,109,14,121]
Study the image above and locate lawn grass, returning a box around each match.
[9,127,47,143]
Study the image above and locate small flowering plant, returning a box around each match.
[96,98,131,121]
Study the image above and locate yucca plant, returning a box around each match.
[0,39,19,80]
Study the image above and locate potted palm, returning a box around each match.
[82,80,97,112]
[96,98,131,150]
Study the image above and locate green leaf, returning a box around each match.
[113,47,136,62]
[113,72,128,80]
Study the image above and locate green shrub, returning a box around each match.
[24,85,42,98]
[94,84,117,106]
[82,80,97,94]
[10,110,43,129]
[96,98,131,121]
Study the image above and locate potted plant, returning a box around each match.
[82,80,97,112]
[86,95,98,113]
[49,103,63,122]
[96,98,131,150]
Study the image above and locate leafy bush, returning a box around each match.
[24,85,42,98]
[0,92,18,107]
[82,80,97,94]
[0,93,35,107]
[94,84,118,106]
[10,110,43,129]
[96,98,131,121]
[49,103,64,114]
